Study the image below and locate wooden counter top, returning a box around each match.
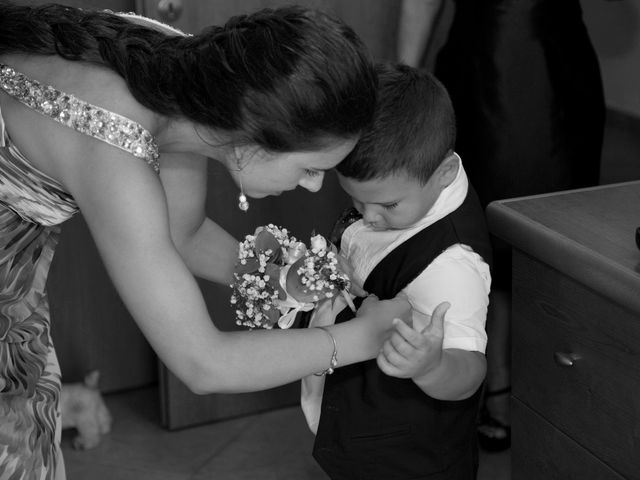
[486,180,640,314]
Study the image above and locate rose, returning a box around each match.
[309,234,327,252]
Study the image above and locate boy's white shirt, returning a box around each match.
[301,156,492,434]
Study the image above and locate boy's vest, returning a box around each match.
[313,186,493,480]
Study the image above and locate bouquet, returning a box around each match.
[230,224,355,329]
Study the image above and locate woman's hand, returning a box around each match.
[356,294,412,341]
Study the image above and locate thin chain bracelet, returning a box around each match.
[314,326,338,376]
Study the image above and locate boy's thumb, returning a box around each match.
[428,301,450,335]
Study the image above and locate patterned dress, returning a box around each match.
[0,63,159,479]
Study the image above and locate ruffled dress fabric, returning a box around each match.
[0,64,158,479]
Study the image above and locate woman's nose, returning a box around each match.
[299,173,324,193]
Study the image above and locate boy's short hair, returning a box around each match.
[337,63,456,185]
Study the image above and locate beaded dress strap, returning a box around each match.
[0,63,160,173]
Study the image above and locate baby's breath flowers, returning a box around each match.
[287,234,350,303]
[230,225,353,329]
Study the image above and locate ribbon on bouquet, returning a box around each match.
[274,264,315,329]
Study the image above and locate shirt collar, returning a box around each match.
[403,152,468,231]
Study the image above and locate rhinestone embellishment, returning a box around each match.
[0,64,160,173]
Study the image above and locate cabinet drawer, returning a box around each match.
[512,251,640,479]
[512,399,626,480]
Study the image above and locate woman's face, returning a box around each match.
[233,138,358,198]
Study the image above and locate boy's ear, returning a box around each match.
[435,153,459,188]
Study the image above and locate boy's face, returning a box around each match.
[337,171,443,230]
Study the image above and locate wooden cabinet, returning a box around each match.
[486,181,640,480]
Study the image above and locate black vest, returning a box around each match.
[313,186,492,480]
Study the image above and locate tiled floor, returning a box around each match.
[62,386,510,480]
[61,110,640,480]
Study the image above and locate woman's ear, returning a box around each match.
[435,153,460,188]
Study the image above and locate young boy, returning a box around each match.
[301,63,492,479]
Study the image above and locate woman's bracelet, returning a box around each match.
[314,326,338,376]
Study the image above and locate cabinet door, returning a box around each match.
[49,214,156,392]
[511,400,625,480]
[512,251,640,479]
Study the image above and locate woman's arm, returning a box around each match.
[158,151,238,285]
[397,0,445,67]
[57,137,409,394]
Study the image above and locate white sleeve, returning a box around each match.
[404,244,491,353]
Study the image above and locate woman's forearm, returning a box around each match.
[187,316,387,394]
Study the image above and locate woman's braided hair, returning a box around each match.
[0,1,377,151]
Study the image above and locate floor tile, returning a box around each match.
[191,407,327,480]
[62,387,510,480]
[65,462,188,480]
[62,387,254,477]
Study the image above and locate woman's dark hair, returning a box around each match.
[0,2,377,152]
[337,62,456,184]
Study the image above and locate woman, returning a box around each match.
[0,3,413,478]
[398,0,605,451]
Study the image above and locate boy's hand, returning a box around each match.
[377,301,450,379]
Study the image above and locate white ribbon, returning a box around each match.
[274,264,315,329]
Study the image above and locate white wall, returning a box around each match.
[582,0,640,117]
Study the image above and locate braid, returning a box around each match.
[0,1,377,151]
[0,2,182,114]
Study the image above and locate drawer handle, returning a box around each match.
[554,352,581,367]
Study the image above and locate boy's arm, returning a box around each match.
[414,348,486,400]
[378,306,486,400]
[397,244,490,400]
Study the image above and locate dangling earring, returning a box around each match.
[235,151,250,212]
[238,179,249,212]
